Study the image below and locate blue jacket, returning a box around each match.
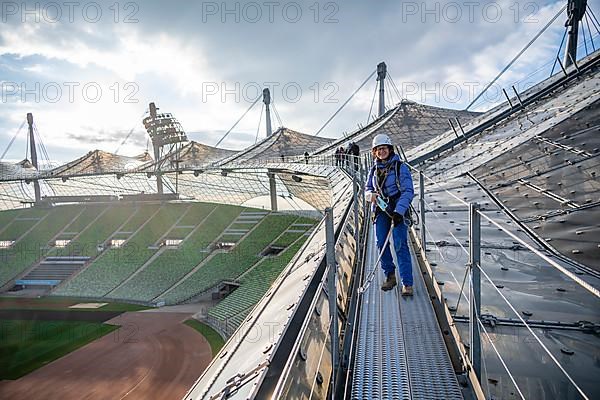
[365,154,414,215]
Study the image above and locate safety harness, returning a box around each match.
[370,159,415,226]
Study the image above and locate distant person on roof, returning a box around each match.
[349,142,360,171]
[364,133,415,295]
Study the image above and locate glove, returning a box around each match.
[392,212,404,227]
[384,203,395,216]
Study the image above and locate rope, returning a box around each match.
[407,161,600,297]
[358,226,393,293]
[477,210,600,298]
[33,124,52,169]
[1,120,26,160]
[214,95,261,148]
[584,12,596,51]
[466,3,567,110]
[454,266,470,314]
[423,200,469,256]
[477,318,492,398]
[255,104,264,144]
[314,69,376,136]
[26,127,30,161]
[421,199,471,308]
[476,264,590,399]
[272,102,284,127]
[581,15,589,56]
[387,73,403,102]
[385,77,398,106]
[550,27,568,76]
[587,10,600,35]
[477,318,526,399]
[384,79,392,111]
[405,162,469,206]
[366,81,378,123]
[588,7,600,31]
[115,109,148,155]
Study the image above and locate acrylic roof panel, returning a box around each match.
[166,163,337,211]
[414,173,600,399]
[398,53,600,398]
[219,127,333,165]
[48,150,152,177]
[140,141,237,171]
[0,161,39,181]
[472,99,600,271]
[313,100,480,155]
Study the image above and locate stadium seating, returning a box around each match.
[0,208,23,235]
[0,205,84,286]
[159,213,299,305]
[47,206,132,258]
[107,204,241,302]
[207,237,307,333]
[0,201,317,313]
[54,204,183,297]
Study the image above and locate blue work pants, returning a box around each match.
[374,212,413,286]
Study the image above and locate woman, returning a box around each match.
[364,133,415,295]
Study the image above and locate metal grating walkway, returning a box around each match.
[351,226,463,400]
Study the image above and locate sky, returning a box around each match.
[1,0,599,165]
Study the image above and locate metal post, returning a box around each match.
[268,172,278,211]
[556,57,568,77]
[455,117,467,142]
[448,118,459,139]
[469,202,481,382]
[502,88,514,109]
[511,85,524,107]
[325,207,338,396]
[353,175,360,246]
[419,171,426,251]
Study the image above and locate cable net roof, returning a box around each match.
[140,141,237,171]
[408,51,600,271]
[48,150,152,177]
[0,160,39,180]
[219,127,333,165]
[313,100,480,155]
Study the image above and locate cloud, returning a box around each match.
[0,0,581,162]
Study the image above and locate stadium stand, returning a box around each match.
[106,204,242,302]
[0,208,23,236]
[207,235,308,335]
[0,205,84,286]
[158,213,299,305]
[53,203,184,297]
[46,205,131,258]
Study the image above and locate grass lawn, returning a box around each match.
[0,320,118,380]
[0,297,150,312]
[184,319,225,357]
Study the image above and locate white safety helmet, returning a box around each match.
[372,133,392,149]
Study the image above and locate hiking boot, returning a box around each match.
[381,272,397,291]
[401,285,414,296]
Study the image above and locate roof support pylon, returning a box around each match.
[268,172,277,211]
[263,88,273,137]
[149,102,164,194]
[26,113,41,203]
[564,0,587,67]
[377,62,387,117]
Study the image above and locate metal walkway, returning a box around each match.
[351,226,463,400]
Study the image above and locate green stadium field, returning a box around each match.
[0,319,118,379]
